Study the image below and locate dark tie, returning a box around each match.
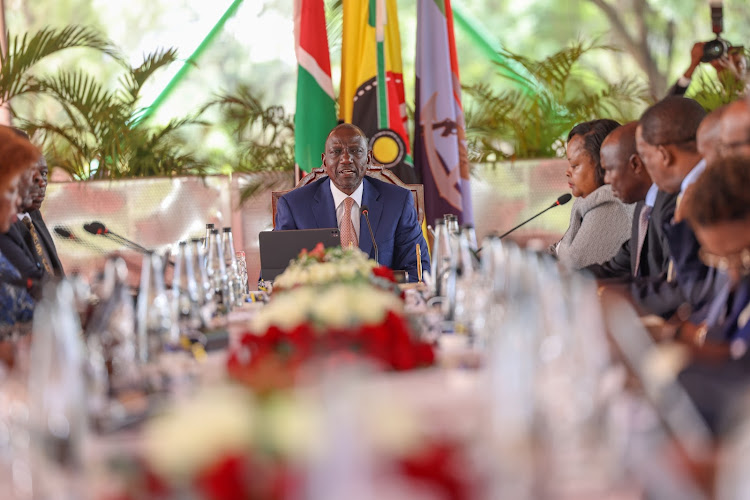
[22,218,53,274]
[633,204,652,277]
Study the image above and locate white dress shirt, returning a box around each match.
[329,181,363,242]
[680,158,707,197]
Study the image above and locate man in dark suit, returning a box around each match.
[676,156,750,434]
[275,124,430,281]
[587,122,661,280]
[0,150,64,285]
[634,96,722,323]
[22,154,64,277]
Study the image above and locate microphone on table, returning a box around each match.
[360,205,378,265]
[83,221,150,253]
[498,193,572,240]
[54,226,79,241]
[83,221,175,267]
[475,193,572,255]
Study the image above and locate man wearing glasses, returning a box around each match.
[683,156,750,353]
[677,156,750,434]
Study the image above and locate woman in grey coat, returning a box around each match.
[551,119,634,270]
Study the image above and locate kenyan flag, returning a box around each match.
[294,0,337,173]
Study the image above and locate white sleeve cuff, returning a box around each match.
[677,76,692,87]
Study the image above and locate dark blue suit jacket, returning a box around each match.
[275,177,430,281]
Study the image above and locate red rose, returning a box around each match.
[195,454,253,500]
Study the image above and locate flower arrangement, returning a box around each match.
[107,384,477,500]
[227,283,434,392]
[271,243,395,291]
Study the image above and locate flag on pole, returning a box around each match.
[414,0,473,225]
[339,0,416,183]
[294,0,337,173]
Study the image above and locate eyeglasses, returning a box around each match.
[699,247,750,275]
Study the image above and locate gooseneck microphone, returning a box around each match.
[360,205,378,265]
[497,193,573,240]
[83,221,150,253]
[54,226,77,240]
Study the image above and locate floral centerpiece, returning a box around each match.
[227,282,434,392]
[271,243,397,292]
[107,384,478,500]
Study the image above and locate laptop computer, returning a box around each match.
[259,228,341,281]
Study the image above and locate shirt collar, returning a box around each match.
[645,183,659,208]
[680,158,707,196]
[17,212,31,221]
[329,179,364,209]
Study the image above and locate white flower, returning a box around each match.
[143,385,255,479]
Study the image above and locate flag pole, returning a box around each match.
[133,0,245,127]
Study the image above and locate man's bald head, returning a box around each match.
[719,98,750,159]
[601,122,651,204]
[697,105,728,166]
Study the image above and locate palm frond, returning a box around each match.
[465,41,649,162]
[0,26,123,104]
[119,47,181,105]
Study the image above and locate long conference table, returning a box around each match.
[0,287,719,500]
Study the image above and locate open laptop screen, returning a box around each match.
[259,228,340,281]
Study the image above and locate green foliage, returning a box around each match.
[686,66,748,112]
[0,25,124,108]
[463,42,653,161]
[18,47,206,179]
[202,85,296,203]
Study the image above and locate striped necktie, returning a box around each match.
[340,197,358,249]
[22,217,53,274]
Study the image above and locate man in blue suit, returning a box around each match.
[275,124,430,282]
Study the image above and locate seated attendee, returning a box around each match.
[275,123,430,281]
[0,128,41,328]
[635,96,720,322]
[587,122,673,281]
[551,119,634,270]
[696,104,727,167]
[676,156,750,433]
[0,129,62,281]
[719,97,750,159]
[20,154,64,277]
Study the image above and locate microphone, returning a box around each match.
[497,193,573,240]
[54,226,78,240]
[360,205,378,265]
[83,221,150,253]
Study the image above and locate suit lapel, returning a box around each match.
[312,178,338,229]
[359,178,383,259]
[32,214,63,274]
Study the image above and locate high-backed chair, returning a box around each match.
[272,166,425,229]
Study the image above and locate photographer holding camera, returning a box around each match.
[668,42,747,97]
[667,2,747,98]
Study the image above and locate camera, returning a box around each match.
[701,1,728,62]
[702,38,729,63]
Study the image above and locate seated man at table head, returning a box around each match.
[587,122,668,281]
[275,123,430,281]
